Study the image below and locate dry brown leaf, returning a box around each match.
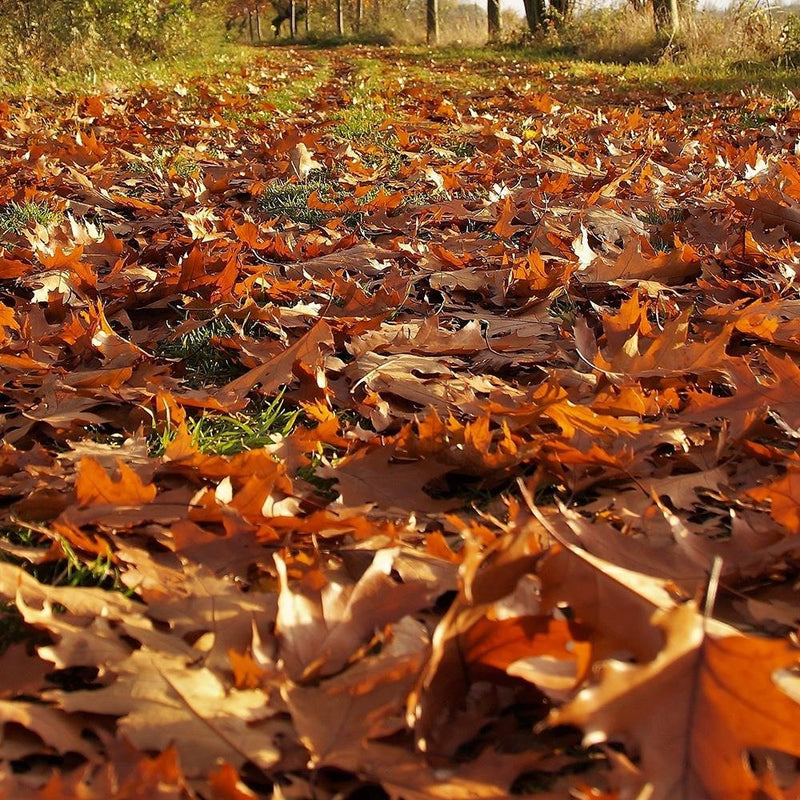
[549,602,800,800]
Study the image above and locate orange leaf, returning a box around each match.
[75,457,157,507]
[748,468,800,534]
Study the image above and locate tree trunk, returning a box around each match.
[255,3,263,40]
[305,0,310,32]
[290,0,297,37]
[487,0,501,41]
[426,0,438,45]
[355,0,363,32]
[248,9,254,41]
[549,0,571,24]
[336,0,344,35]
[522,0,545,32]
[653,0,680,35]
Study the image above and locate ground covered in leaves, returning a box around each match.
[1,44,800,799]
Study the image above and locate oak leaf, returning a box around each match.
[748,468,800,535]
[52,649,282,777]
[549,602,800,800]
[75,456,157,507]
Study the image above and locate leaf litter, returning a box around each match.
[0,46,799,799]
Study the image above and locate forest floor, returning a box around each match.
[1,44,800,799]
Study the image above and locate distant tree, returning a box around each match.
[487,0,501,39]
[522,0,545,31]
[268,0,307,36]
[652,0,680,35]
[427,0,439,43]
[549,0,572,24]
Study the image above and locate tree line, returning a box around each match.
[228,0,684,46]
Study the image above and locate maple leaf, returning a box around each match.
[548,602,800,800]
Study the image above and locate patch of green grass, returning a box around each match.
[157,316,248,388]
[0,200,61,236]
[0,526,127,592]
[128,148,200,178]
[0,35,259,100]
[332,103,387,141]
[270,69,328,113]
[397,44,800,99]
[188,394,300,456]
[38,544,126,591]
[219,60,331,124]
[296,458,339,501]
[259,177,337,226]
[147,381,301,458]
[360,133,405,175]
[0,526,134,653]
[439,138,476,159]
[549,291,579,326]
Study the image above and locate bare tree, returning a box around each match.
[549,0,571,24]
[255,2,264,39]
[427,0,438,44]
[488,0,501,40]
[522,0,545,31]
[653,0,680,35]
[336,0,344,34]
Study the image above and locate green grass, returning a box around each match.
[219,58,332,124]
[0,200,61,236]
[332,103,387,141]
[259,177,336,226]
[127,149,200,179]
[0,525,128,592]
[187,394,300,456]
[391,44,800,100]
[157,316,249,388]
[359,133,406,176]
[149,398,298,458]
[0,39,256,99]
[0,526,134,654]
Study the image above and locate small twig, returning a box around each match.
[703,556,724,624]
[479,319,503,355]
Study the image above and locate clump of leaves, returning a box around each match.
[2,42,800,800]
